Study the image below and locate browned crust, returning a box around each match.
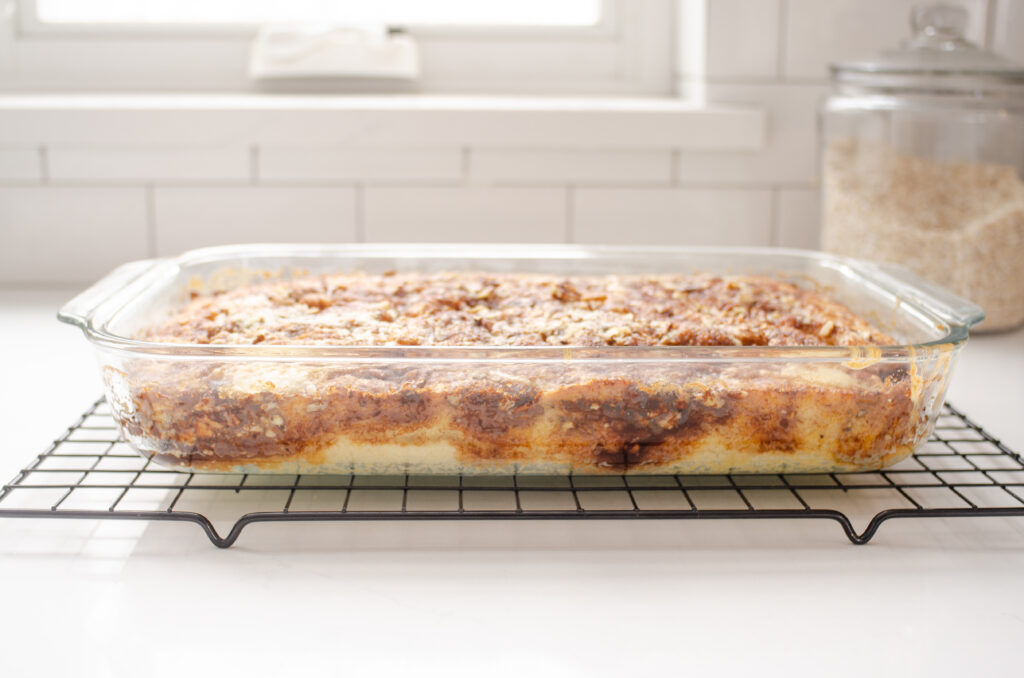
[106,361,922,474]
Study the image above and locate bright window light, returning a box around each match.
[35,0,603,26]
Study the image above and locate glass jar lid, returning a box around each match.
[832,3,1024,95]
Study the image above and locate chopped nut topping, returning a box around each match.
[141,271,894,347]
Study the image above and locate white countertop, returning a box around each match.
[1,289,1023,677]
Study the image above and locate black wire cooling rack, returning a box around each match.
[1,397,1023,547]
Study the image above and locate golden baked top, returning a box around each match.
[140,271,895,347]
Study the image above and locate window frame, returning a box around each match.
[1,0,675,96]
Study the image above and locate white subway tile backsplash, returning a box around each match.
[775,187,821,249]
[47,148,250,182]
[0,148,42,181]
[470,150,671,185]
[706,0,781,79]
[992,0,1024,65]
[153,187,356,255]
[573,188,773,245]
[364,187,565,242]
[675,84,823,184]
[0,187,147,283]
[784,0,988,80]
[259,148,462,183]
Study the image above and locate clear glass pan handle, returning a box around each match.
[58,259,162,330]
[854,259,985,329]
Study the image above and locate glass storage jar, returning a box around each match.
[820,3,1024,331]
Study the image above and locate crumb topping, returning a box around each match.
[140,271,895,347]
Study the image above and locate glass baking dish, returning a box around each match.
[59,244,983,475]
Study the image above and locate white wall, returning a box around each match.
[0,0,1015,284]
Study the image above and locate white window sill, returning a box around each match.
[0,94,765,151]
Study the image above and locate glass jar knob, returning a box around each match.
[909,4,971,50]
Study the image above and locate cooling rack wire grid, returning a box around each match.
[2,398,1023,547]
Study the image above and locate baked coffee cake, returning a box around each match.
[104,270,936,475]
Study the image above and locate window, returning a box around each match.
[1,0,674,95]
[33,0,603,27]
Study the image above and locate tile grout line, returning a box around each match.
[250,145,260,184]
[769,186,781,247]
[678,75,826,86]
[461,146,471,185]
[983,0,998,49]
[39,146,49,184]
[565,185,575,243]
[355,184,365,242]
[145,184,157,257]
[0,178,818,191]
[776,0,788,80]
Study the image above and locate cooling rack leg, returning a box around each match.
[156,512,233,548]
[853,514,892,545]
[217,514,286,548]
[217,522,247,549]
[202,526,234,548]
[829,513,873,545]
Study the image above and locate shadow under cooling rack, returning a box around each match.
[1,398,1023,547]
